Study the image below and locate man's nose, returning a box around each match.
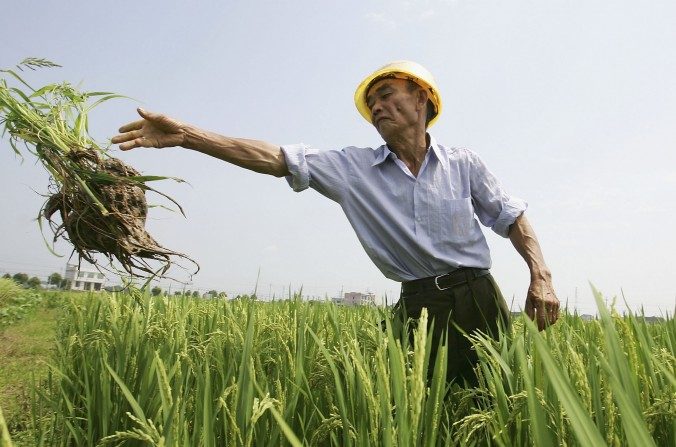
[371,101,383,120]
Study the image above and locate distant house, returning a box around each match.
[644,316,665,323]
[336,291,376,306]
[64,264,106,292]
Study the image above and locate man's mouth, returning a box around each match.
[375,117,390,127]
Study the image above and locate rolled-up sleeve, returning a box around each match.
[280,143,350,203]
[281,144,310,192]
[467,150,527,238]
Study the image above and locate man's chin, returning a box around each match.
[375,121,393,137]
[377,127,402,144]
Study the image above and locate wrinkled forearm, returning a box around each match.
[183,125,290,177]
[508,214,552,282]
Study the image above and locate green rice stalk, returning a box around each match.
[592,287,658,446]
[27,288,675,446]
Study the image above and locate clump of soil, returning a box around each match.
[42,148,196,277]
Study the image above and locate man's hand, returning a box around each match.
[111,108,187,151]
[508,214,560,331]
[525,278,560,331]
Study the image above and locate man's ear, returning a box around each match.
[416,87,428,111]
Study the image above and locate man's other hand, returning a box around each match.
[111,108,187,151]
[525,279,560,331]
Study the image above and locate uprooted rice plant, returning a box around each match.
[8,287,674,446]
[0,59,197,278]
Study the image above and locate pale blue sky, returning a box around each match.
[1,0,674,314]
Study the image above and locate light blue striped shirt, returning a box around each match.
[281,135,527,282]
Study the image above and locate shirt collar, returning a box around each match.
[371,145,392,166]
[371,134,447,169]
[428,134,448,170]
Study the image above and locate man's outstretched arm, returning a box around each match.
[111,108,290,177]
[508,213,560,330]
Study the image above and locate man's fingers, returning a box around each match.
[118,141,135,151]
[137,107,159,121]
[118,138,140,151]
[526,282,560,331]
[545,299,559,313]
[119,137,148,151]
[535,299,547,331]
[111,129,143,144]
[546,299,559,325]
[118,119,144,133]
[113,109,166,150]
[117,108,158,133]
[525,297,535,320]
[114,109,177,150]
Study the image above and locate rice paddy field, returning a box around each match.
[0,285,674,446]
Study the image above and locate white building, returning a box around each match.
[336,291,376,306]
[64,263,106,291]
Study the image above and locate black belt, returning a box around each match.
[401,267,490,294]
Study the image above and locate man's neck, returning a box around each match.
[386,129,429,177]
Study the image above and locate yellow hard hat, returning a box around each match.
[354,60,442,127]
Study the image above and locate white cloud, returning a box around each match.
[364,12,398,30]
[419,9,436,20]
[364,1,447,28]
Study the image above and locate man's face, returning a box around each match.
[365,78,426,140]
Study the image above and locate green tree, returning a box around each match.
[48,272,63,286]
[151,286,162,296]
[27,276,41,288]
[2,273,10,279]
[192,290,200,298]
[174,291,182,296]
[218,291,227,299]
[12,273,28,284]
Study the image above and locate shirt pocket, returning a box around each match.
[437,197,475,243]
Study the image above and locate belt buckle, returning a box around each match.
[434,274,452,291]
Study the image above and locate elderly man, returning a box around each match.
[112,61,559,385]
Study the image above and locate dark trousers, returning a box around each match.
[392,270,510,386]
